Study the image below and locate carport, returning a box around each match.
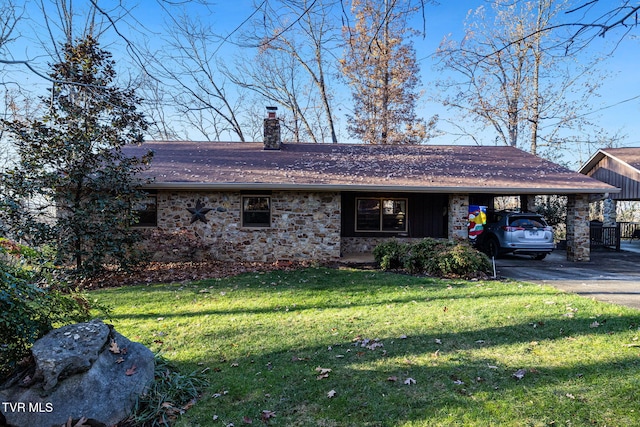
[579,148,640,250]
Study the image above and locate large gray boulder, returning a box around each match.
[0,320,155,427]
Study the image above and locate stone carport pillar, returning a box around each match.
[602,197,617,226]
[566,194,590,262]
[448,193,469,241]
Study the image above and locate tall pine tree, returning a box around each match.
[1,35,152,274]
[340,0,433,144]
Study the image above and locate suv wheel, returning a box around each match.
[484,236,500,259]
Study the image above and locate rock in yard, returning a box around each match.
[0,320,155,427]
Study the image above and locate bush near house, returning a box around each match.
[0,241,96,380]
[374,238,491,277]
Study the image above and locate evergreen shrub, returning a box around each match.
[374,238,491,278]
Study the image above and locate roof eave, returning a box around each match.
[142,182,620,195]
[578,149,607,174]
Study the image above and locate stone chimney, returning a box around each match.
[263,106,281,150]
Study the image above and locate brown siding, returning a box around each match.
[587,156,640,200]
[341,192,447,238]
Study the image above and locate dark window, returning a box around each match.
[133,194,157,227]
[356,198,407,232]
[242,196,271,227]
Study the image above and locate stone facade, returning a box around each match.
[341,236,424,254]
[566,194,590,262]
[263,111,281,150]
[448,193,469,241]
[151,190,341,262]
[602,198,617,226]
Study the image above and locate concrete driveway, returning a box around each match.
[495,248,640,309]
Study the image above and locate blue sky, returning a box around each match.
[8,0,640,168]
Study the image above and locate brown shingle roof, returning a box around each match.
[600,148,640,172]
[125,141,618,194]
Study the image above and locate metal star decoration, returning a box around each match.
[187,199,213,224]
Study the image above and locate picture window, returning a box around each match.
[356,198,407,232]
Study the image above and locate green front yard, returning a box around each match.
[92,267,640,426]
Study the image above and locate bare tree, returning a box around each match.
[244,0,341,143]
[0,0,24,171]
[434,0,613,161]
[564,1,640,47]
[228,46,320,143]
[340,0,433,145]
[142,12,248,141]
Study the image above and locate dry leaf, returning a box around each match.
[512,369,526,380]
[387,376,398,382]
[404,377,416,385]
[327,389,337,398]
[590,321,600,328]
[261,410,276,422]
[115,357,125,364]
[108,340,120,354]
[242,415,253,424]
[125,365,137,376]
[182,398,197,411]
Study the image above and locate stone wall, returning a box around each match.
[341,236,424,254]
[448,194,469,241]
[566,194,590,262]
[602,198,617,226]
[150,190,341,262]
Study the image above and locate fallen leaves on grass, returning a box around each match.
[353,336,384,350]
[327,389,337,398]
[316,367,332,380]
[75,260,311,289]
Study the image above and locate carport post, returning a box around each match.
[566,194,590,262]
[603,198,617,226]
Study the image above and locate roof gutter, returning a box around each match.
[141,182,620,195]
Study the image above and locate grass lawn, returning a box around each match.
[91,267,640,427]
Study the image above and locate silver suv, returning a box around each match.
[476,211,554,260]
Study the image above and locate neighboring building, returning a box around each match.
[580,147,640,226]
[124,110,618,263]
